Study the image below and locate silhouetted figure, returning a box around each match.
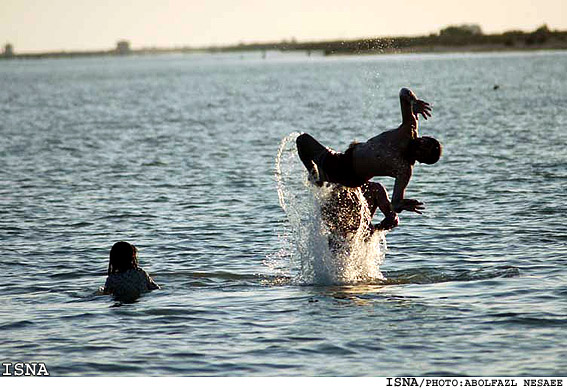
[320,181,399,240]
[297,87,442,226]
[103,241,159,302]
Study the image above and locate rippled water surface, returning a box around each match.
[1,51,566,376]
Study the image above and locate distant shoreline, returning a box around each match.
[2,26,566,60]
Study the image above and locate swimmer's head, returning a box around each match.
[411,136,442,165]
[108,241,139,274]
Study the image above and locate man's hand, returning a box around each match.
[394,199,425,214]
[375,213,399,231]
[412,99,432,120]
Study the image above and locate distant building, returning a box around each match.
[440,24,483,36]
[115,40,131,55]
[3,43,14,58]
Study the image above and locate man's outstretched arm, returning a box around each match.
[391,168,424,214]
[399,88,432,137]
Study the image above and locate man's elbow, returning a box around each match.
[400,88,417,102]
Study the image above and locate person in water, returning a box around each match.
[321,181,399,239]
[104,241,160,301]
[296,87,442,218]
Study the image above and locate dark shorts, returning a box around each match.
[296,133,367,188]
[315,147,367,188]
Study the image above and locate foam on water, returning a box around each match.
[274,133,387,285]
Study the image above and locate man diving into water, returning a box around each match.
[296,87,442,231]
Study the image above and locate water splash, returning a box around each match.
[274,133,387,285]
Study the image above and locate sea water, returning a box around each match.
[1,50,566,376]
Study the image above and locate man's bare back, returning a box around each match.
[297,87,441,216]
[350,88,436,213]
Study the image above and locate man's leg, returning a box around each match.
[296,133,329,184]
[296,133,327,172]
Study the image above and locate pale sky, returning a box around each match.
[1,0,566,53]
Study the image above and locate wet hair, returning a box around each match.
[411,136,442,165]
[108,241,139,275]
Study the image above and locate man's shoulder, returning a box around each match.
[365,127,404,144]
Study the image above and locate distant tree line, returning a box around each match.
[211,24,567,55]
[2,24,566,60]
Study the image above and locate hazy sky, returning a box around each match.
[1,0,566,52]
